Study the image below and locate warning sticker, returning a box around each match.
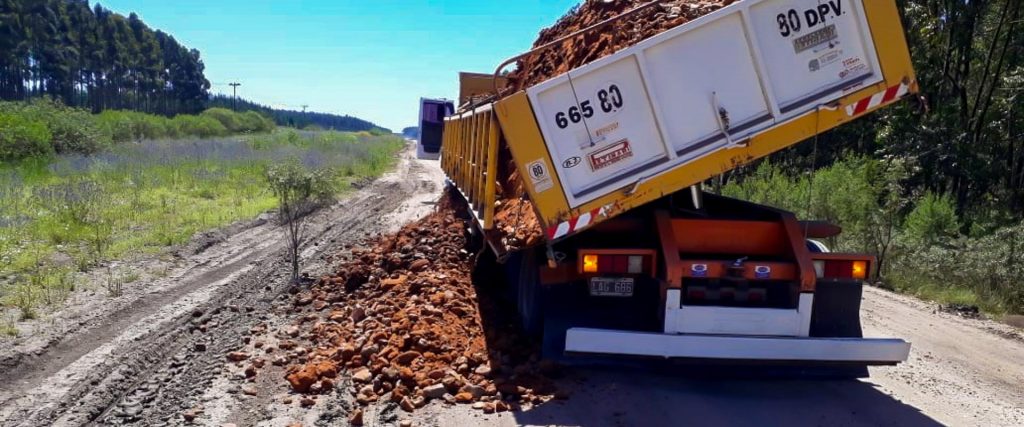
[589,139,634,171]
[526,159,554,193]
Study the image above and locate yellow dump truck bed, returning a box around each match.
[443,0,916,245]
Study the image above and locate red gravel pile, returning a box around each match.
[509,0,733,92]
[283,190,558,416]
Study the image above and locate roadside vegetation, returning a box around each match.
[0,99,275,162]
[717,1,1023,319]
[723,157,1024,316]
[0,128,403,331]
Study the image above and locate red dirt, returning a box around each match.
[281,190,556,413]
[508,0,734,92]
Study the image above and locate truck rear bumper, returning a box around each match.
[565,328,911,364]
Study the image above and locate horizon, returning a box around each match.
[94,0,580,131]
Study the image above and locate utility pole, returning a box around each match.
[229,82,241,111]
[301,104,309,114]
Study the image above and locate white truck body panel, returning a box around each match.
[526,0,883,207]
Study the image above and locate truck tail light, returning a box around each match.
[815,259,869,280]
[580,253,653,275]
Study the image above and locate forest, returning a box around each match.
[207,95,388,133]
[0,0,210,115]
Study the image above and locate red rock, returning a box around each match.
[399,367,415,381]
[395,351,421,366]
[226,351,249,362]
[316,360,338,378]
[409,259,430,272]
[286,364,319,393]
[454,392,474,403]
[348,409,364,426]
[399,396,416,412]
[338,344,357,361]
[381,275,408,289]
[352,368,372,383]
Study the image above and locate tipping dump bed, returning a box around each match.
[443,0,916,248]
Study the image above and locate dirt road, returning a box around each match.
[412,284,1024,427]
[0,144,445,427]
[2,146,1022,426]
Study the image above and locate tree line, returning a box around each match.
[0,0,210,115]
[207,94,388,133]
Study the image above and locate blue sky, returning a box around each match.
[95,0,579,131]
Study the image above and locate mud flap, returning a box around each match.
[810,279,869,377]
[540,279,661,361]
[811,279,866,338]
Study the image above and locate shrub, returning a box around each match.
[172,115,228,138]
[0,113,54,161]
[244,111,275,132]
[201,108,242,132]
[889,222,1024,314]
[96,110,172,142]
[264,161,334,282]
[96,110,138,142]
[16,99,109,154]
[905,192,960,244]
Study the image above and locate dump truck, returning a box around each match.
[417,98,455,160]
[439,0,917,372]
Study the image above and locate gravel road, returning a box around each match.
[2,145,1021,427]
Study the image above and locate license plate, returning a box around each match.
[589,277,634,297]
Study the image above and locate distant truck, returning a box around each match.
[438,0,917,375]
[417,98,454,160]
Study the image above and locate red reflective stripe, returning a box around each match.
[882,84,902,102]
[853,97,872,115]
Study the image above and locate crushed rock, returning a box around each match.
[276,189,556,413]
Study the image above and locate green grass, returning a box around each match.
[0,129,404,318]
